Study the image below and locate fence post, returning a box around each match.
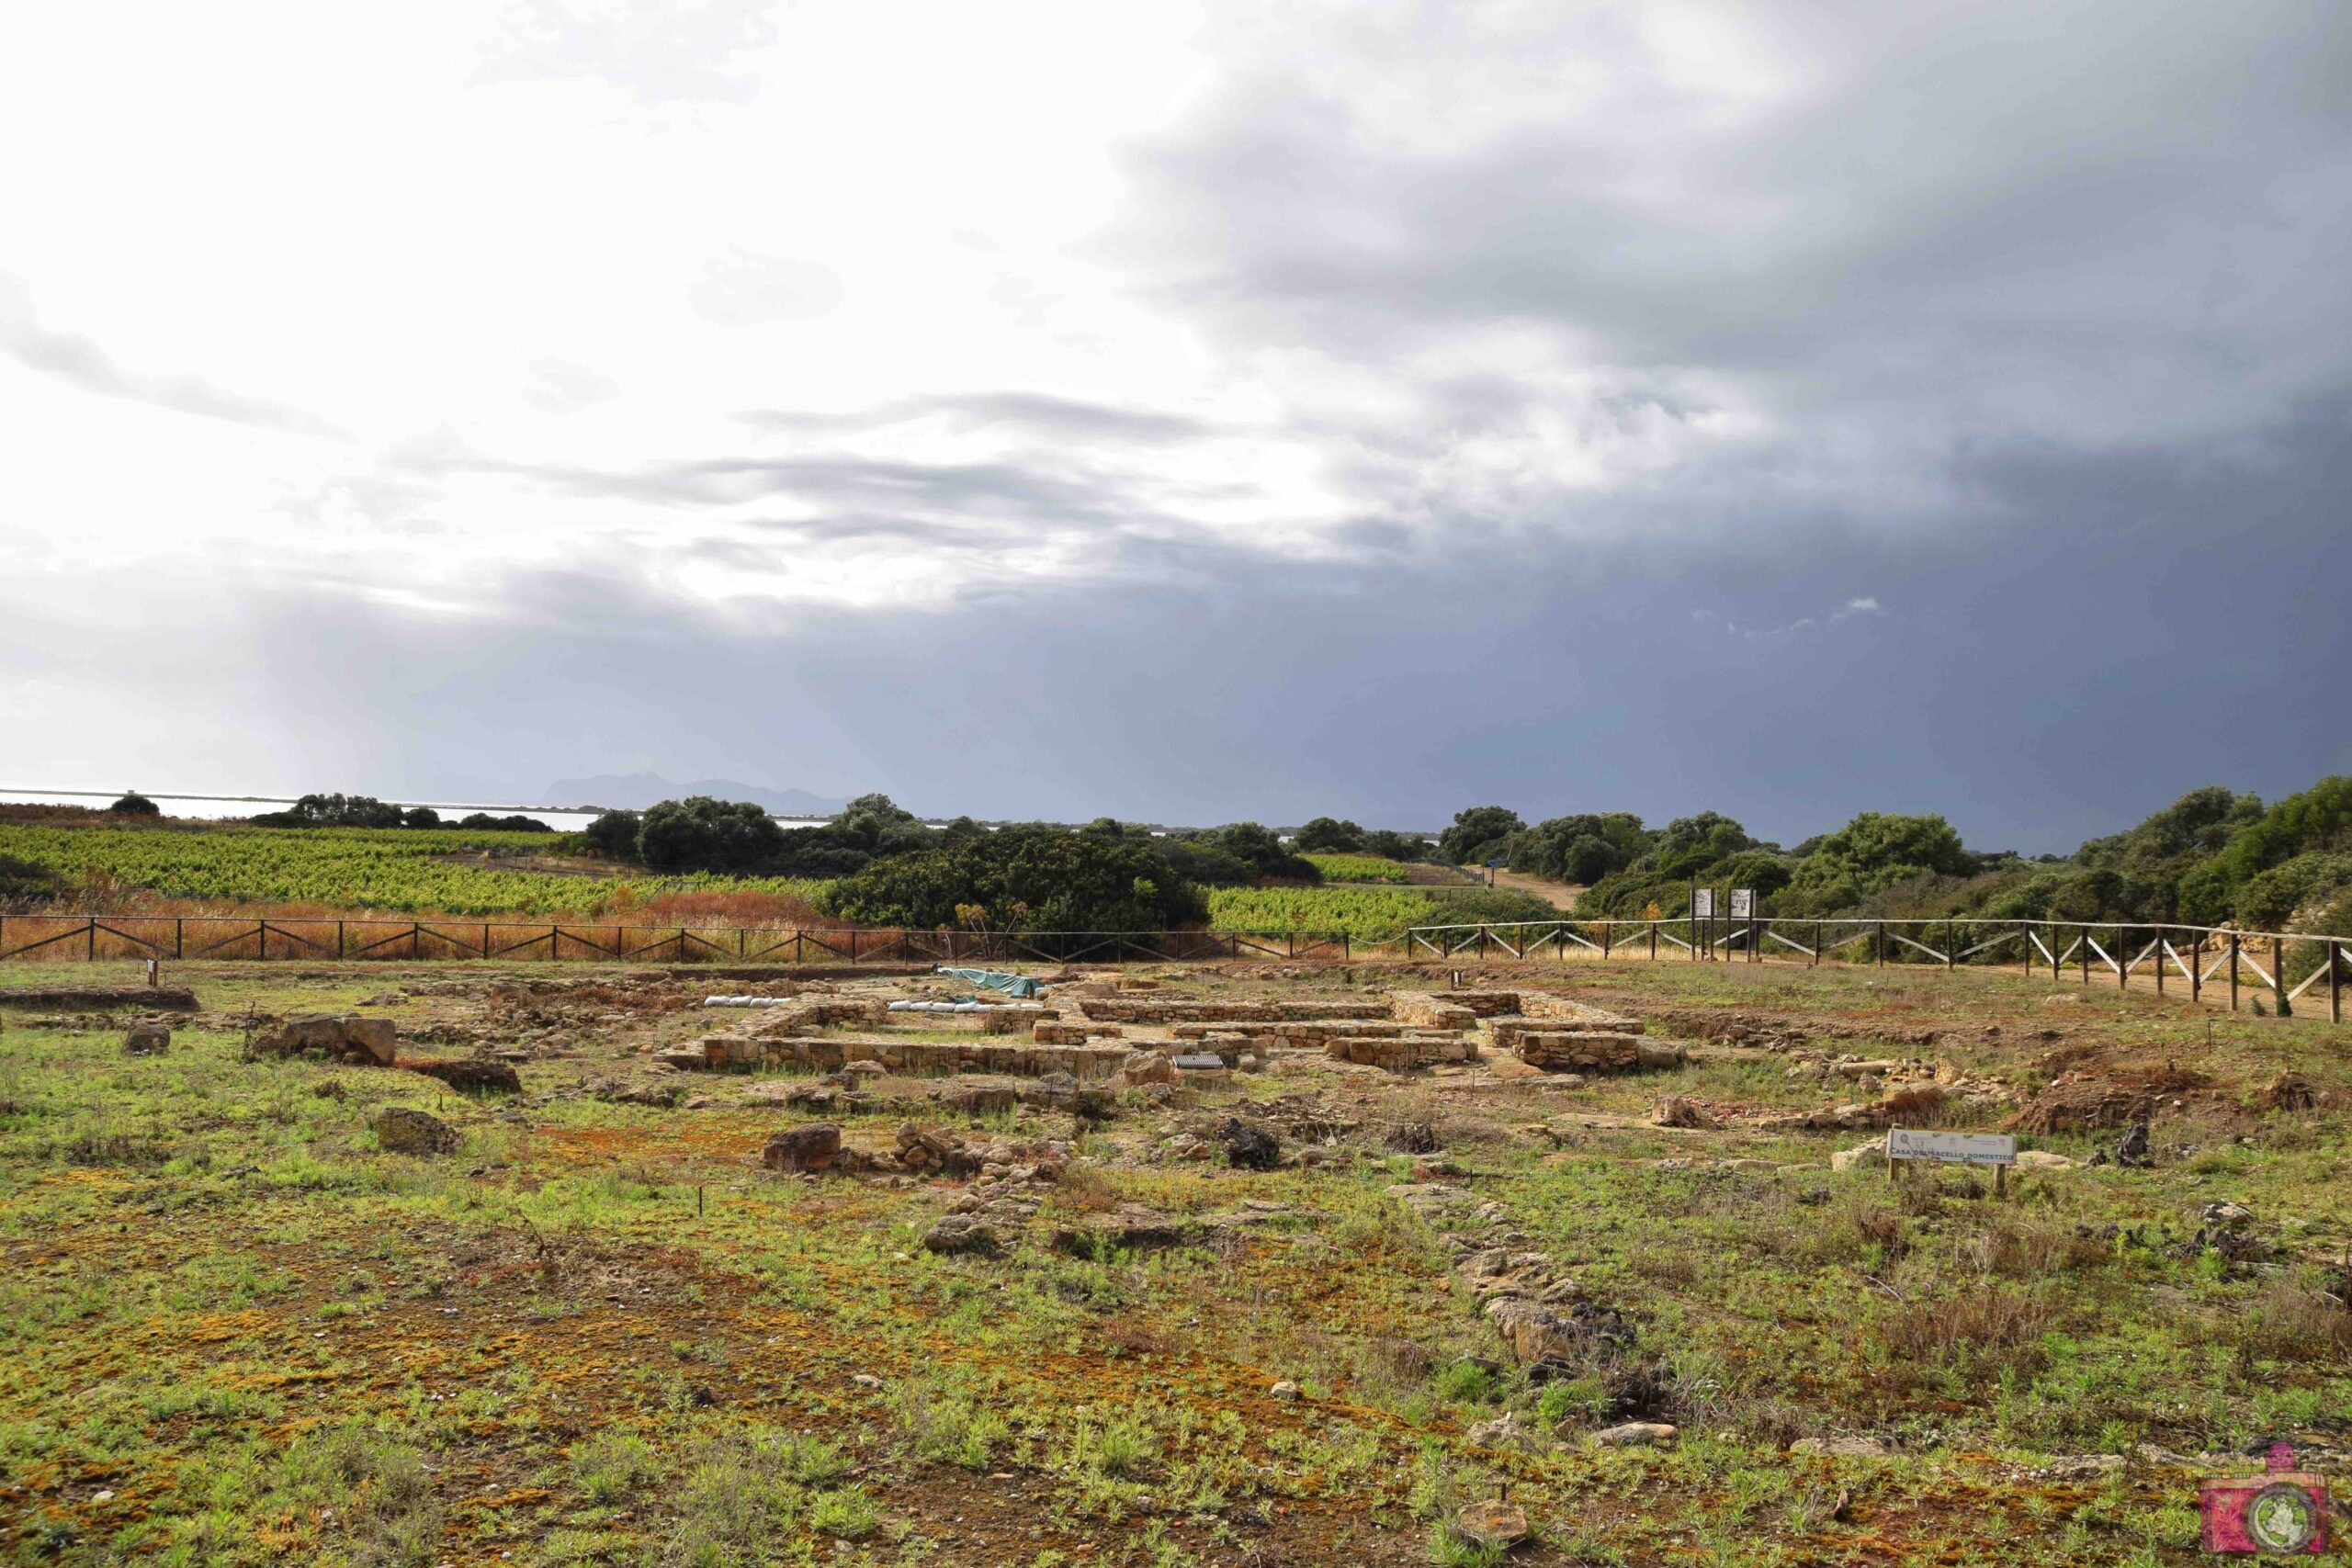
[1814,919,1822,967]
[1649,922,1657,961]
[1876,921,1885,967]
[2019,922,2030,977]
[86,920,96,962]
[2274,936,2289,1018]
[2155,926,2165,994]
[2333,941,2343,1025]
[1343,934,1350,962]
[2118,924,2128,991]
[849,929,860,964]
[2229,932,2240,1011]
[2191,932,2202,1003]
[175,917,184,959]
[2081,925,2091,985]
[1946,920,1955,972]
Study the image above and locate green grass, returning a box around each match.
[2,953,2346,1564]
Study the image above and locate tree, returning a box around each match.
[1507,813,1647,883]
[1438,807,1524,866]
[832,794,935,857]
[637,796,786,873]
[1361,829,1430,863]
[251,793,407,829]
[1785,812,1971,908]
[457,813,553,832]
[107,792,161,818]
[1211,823,1320,882]
[582,809,641,860]
[1652,813,1754,878]
[1293,817,1365,853]
[401,806,441,829]
[820,826,1208,931]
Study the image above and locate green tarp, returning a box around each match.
[933,965,1045,999]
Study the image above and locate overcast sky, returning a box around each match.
[3,1,2346,849]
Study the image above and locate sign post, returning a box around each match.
[1690,887,1714,962]
[1729,888,1757,964]
[1888,1127,2018,1197]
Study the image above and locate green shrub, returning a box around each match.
[107,792,162,818]
[638,796,785,873]
[582,808,640,860]
[821,825,1208,931]
[1294,816,1365,852]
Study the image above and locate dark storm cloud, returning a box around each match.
[1123,0,2352,460]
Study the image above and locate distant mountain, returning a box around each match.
[542,773,849,818]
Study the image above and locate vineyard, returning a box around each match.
[0,822,1561,939]
[1207,884,1559,942]
[1297,852,1413,884]
[0,823,826,918]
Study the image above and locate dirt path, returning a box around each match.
[1469,866,1586,909]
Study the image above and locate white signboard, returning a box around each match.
[1729,888,1756,919]
[1690,888,1715,918]
[1888,1128,2017,1167]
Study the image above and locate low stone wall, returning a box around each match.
[1074,998,1395,1024]
[1176,1019,1441,1045]
[1513,1032,1679,1073]
[737,998,892,1037]
[1521,996,1645,1032]
[1390,992,1479,1031]
[1032,1021,1126,1043]
[1428,990,1523,1017]
[1324,1033,1478,1071]
[693,1034,1131,1080]
[1488,1000,1644,1053]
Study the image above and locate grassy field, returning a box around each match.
[1,955,2346,1564]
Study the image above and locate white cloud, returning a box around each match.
[0,0,2342,638]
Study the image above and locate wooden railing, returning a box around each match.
[0,916,1350,967]
[1401,916,2349,1022]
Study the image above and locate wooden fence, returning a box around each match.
[1402,915,2349,1023]
[0,915,1350,967]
